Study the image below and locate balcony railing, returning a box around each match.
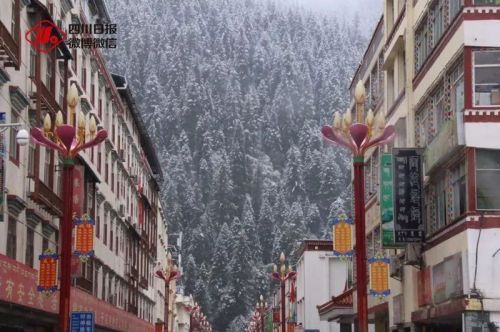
[75,276,93,293]
[424,116,464,174]
[0,20,20,69]
[30,181,63,217]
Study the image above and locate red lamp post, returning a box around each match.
[30,83,107,332]
[256,294,269,332]
[155,252,180,332]
[320,81,395,332]
[270,252,296,332]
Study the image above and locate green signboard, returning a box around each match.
[380,153,401,247]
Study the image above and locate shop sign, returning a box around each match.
[432,253,463,304]
[380,154,403,247]
[393,149,425,243]
[0,254,155,331]
[71,311,94,332]
[330,213,353,258]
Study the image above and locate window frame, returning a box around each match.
[473,49,500,107]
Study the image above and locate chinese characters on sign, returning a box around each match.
[67,23,117,49]
[74,214,95,262]
[392,149,425,243]
[380,153,402,247]
[368,256,390,298]
[71,311,94,332]
[37,250,59,295]
[330,213,353,258]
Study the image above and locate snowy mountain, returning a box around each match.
[105,0,365,330]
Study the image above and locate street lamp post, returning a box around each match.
[270,252,296,332]
[320,81,395,332]
[155,252,180,332]
[30,83,107,332]
[256,294,269,332]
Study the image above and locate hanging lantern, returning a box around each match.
[330,213,354,258]
[73,214,95,262]
[368,255,390,298]
[37,249,58,295]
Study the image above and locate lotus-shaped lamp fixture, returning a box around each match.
[321,80,395,157]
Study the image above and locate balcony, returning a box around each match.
[424,116,465,174]
[0,20,20,69]
[30,181,63,217]
[139,276,148,289]
[127,304,138,316]
[75,276,93,293]
[30,81,62,115]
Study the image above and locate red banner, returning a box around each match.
[0,254,154,331]
[73,165,85,215]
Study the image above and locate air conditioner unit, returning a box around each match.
[404,243,422,266]
[390,255,402,281]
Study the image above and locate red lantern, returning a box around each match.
[37,249,59,295]
[73,214,95,261]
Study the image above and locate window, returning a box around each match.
[91,82,95,106]
[450,0,463,19]
[6,218,17,260]
[103,212,108,245]
[42,237,49,252]
[415,18,429,72]
[59,74,65,107]
[97,148,102,173]
[473,50,500,106]
[430,0,445,48]
[110,221,114,252]
[96,214,100,239]
[29,48,36,78]
[105,160,109,183]
[98,95,103,119]
[25,227,34,268]
[415,1,463,73]
[474,0,500,3]
[81,55,87,92]
[43,148,51,185]
[11,0,19,44]
[432,85,446,130]
[476,149,500,210]
[46,55,53,91]
[9,112,19,162]
[451,162,466,218]
[450,61,464,113]
[71,49,77,72]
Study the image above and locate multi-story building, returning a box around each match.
[320,0,500,331]
[0,0,167,331]
[295,240,349,332]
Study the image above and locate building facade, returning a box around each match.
[320,0,500,331]
[0,0,168,331]
[295,240,349,332]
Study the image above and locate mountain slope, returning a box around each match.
[105,0,365,330]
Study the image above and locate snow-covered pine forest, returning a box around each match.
[105,0,366,330]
